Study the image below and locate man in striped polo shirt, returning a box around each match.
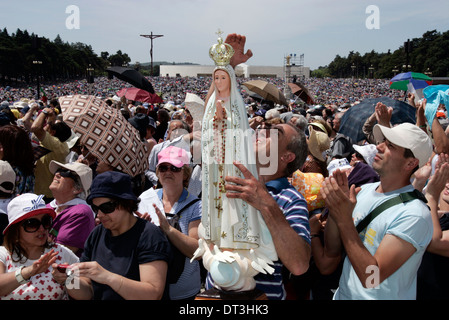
[223,123,311,299]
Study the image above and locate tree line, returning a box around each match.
[311,29,449,79]
[0,27,132,85]
[1,27,448,86]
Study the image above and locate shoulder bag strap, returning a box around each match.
[355,189,426,234]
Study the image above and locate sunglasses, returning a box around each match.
[56,168,79,181]
[91,200,118,215]
[158,164,183,173]
[354,152,365,160]
[22,215,53,233]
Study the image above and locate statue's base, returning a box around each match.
[195,287,268,300]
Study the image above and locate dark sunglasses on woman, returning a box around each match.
[22,215,53,233]
[91,200,118,215]
[158,164,183,173]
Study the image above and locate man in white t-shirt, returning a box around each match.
[321,123,434,300]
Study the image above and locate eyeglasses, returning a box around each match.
[91,200,118,215]
[158,164,183,173]
[22,215,53,233]
[55,168,79,181]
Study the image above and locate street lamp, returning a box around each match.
[33,60,42,100]
[368,64,374,78]
[351,63,356,79]
[402,64,411,72]
[392,66,399,76]
[86,64,94,84]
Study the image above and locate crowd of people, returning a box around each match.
[0,73,406,111]
[1,33,449,302]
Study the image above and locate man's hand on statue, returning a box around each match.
[224,161,268,211]
[225,33,253,68]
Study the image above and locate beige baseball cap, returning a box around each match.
[373,123,433,168]
[0,160,16,194]
[49,160,92,195]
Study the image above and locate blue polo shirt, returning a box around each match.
[205,177,311,300]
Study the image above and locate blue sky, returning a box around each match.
[1,0,448,69]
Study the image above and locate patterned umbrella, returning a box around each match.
[389,72,433,91]
[339,96,416,143]
[59,95,150,177]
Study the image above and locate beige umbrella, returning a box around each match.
[184,93,205,122]
[59,95,150,177]
[287,82,315,105]
[242,80,288,106]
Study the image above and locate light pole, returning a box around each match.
[392,66,399,76]
[33,60,42,100]
[86,64,94,94]
[368,64,374,79]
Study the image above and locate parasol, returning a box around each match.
[339,96,416,143]
[389,72,433,91]
[59,95,150,177]
[242,80,288,106]
[116,87,163,103]
[106,66,155,94]
[287,82,315,105]
[184,93,205,122]
[423,84,449,130]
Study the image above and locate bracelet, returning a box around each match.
[311,234,320,238]
[419,125,426,128]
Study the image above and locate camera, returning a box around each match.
[57,263,70,273]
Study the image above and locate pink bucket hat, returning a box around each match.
[157,146,190,168]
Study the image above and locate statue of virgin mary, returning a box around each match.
[193,31,277,292]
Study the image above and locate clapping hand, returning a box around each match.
[320,169,359,224]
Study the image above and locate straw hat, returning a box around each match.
[308,125,330,162]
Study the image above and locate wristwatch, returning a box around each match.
[15,266,30,285]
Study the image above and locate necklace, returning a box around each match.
[212,107,227,218]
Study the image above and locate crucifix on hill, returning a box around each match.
[140,32,164,76]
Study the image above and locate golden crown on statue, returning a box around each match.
[209,29,234,66]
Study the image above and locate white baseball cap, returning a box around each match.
[352,144,377,167]
[373,123,433,168]
[4,193,56,234]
